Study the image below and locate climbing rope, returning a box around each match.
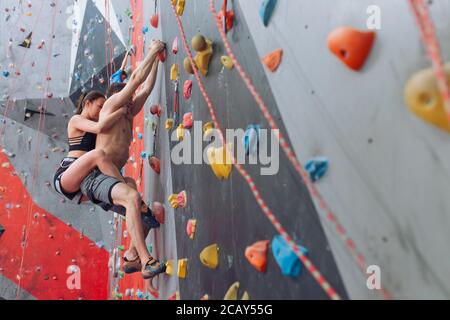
[409,0,450,124]
[170,2,341,300]
[209,0,393,300]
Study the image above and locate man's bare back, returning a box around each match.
[96,109,132,169]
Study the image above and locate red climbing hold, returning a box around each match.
[262,49,283,72]
[183,112,193,129]
[149,156,161,175]
[245,240,270,272]
[150,104,162,117]
[158,48,167,63]
[151,202,165,224]
[183,80,193,100]
[327,27,376,71]
[150,14,159,29]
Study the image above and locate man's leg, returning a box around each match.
[122,177,151,262]
[110,182,165,278]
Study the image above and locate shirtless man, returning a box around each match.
[80,40,166,279]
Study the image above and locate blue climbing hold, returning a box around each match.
[2,71,10,78]
[243,124,261,156]
[137,132,143,140]
[259,0,277,27]
[305,157,329,182]
[272,235,308,277]
[140,151,149,159]
[142,26,149,34]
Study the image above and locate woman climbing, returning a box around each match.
[53,90,129,202]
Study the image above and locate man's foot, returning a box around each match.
[123,256,141,274]
[142,258,166,279]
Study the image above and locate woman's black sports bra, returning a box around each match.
[68,132,96,152]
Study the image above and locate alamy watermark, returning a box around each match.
[169,121,280,176]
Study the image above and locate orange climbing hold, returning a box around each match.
[262,49,283,72]
[245,240,270,273]
[150,14,159,29]
[327,27,376,71]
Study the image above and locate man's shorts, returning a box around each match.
[80,169,122,207]
[80,169,160,229]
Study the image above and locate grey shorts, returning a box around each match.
[80,169,122,207]
[80,169,161,229]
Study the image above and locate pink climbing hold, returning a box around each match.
[149,156,161,175]
[150,104,162,117]
[151,202,165,224]
[183,112,193,129]
[183,80,193,100]
[172,37,179,55]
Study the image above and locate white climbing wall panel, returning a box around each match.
[239,0,450,299]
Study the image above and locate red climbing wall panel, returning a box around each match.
[0,153,109,300]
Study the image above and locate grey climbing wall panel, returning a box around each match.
[160,0,348,299]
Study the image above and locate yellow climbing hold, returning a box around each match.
[193,36,214,76]
[177,259,188,279]
[170,63,179,81]
[207,144,233,180]
[165,118,174,130]
[200,294,210,300]
[224,282,239,300]
[203,121,215,140]
[199,243,219,269]
[166,260,174,276]
[404,63,450,133]
[168,191,187,209]
[241,291,250,300]
[221,56,234,70]
[176,124,185,141]
[176,0,185,16]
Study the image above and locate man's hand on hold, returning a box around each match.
[149,39,165,55]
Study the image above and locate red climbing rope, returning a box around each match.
[170,3,341,300]
[409,0,450,123]
[208,0,392,300]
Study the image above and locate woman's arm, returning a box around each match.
[70,107,127,134]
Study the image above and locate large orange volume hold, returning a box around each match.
[327,26,376,71]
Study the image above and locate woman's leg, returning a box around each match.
[60,149,124,194]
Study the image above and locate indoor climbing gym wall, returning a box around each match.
[1,0,450,301]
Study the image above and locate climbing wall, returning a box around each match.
[158,0,450,300]
[0,0,173,300]
[2,0,450,300]
[159,0,348,300]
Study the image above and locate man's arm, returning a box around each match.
[131,59,159,116]
[120,50,130,71]
[103,40,165,113]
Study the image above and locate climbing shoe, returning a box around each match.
[123,257,141,274]
[142,258,166,279]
